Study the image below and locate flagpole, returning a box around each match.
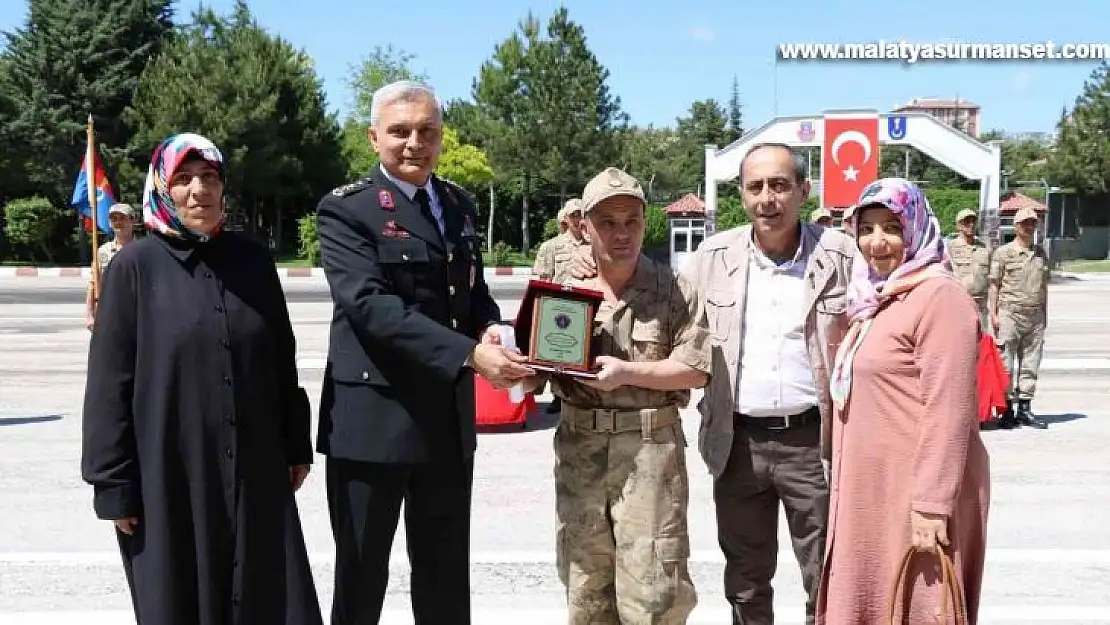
[86,114,101,300]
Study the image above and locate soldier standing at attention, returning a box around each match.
[533,198,590,283]
[840,205,857,237]
[989,206,1049,429]
[85,203,136,330]
[524,167,711,624]
[948,208,992,333]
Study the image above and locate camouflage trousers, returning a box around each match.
[553,408,697,624]
[998,306,1046,400]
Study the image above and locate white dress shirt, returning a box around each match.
[735,233,820,417]
[379,164,445,236]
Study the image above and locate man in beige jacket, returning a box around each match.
[688,143,857,625]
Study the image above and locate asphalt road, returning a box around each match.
[2,276,1110,623]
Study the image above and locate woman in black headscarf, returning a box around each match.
[81,133,322,625]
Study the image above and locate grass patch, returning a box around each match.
[482,250,535,267]
[1060,259,1110,273]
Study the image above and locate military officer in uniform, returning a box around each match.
[989,206,1049,429]
[523,167,710,624]
[948,208,992,333]
[533,198,590,284]
[85,203,136,330]
[809,207,832,227]
[316,80,535,625]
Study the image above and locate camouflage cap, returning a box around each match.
[956,208,978,223]
[109,203,135,218]
[581,167,645,214]
[557,198,583,221]
[809,208,832,222]
[1014,206,1039,223]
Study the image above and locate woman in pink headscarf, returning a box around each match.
[816,178,991,624]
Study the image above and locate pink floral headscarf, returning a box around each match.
[829,178,955,408]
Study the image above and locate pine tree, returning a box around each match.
[727,75,744,143]
[1,0,174,204]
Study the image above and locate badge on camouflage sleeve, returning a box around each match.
[378,189,395,210]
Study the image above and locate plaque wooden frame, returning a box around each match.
[513,279,604,379]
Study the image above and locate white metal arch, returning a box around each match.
[701,109,1002,235]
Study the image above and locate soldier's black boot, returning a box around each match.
[1017,399,1047,429]
[997,399,1017,429]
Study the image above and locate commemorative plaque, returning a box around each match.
[514,279,604,379]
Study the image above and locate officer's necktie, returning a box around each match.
[414,188,444,237]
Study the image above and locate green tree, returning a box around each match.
[473,7,628,252]
[438,127,494,190]
[674,99,730,188]
[726,75,744,143]
[339,45,428,180]
[1047,62,1110,193]
[2,196,68,261]
[1,0,174,205]
[124,1,345,250]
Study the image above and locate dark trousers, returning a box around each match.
[713,413,829,625]
[326,457,474,625]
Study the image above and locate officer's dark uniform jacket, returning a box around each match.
[316,166,501,464]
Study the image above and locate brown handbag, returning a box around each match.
[886,546,969,624]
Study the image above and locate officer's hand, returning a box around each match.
[581,355,629,392]
[114,517,139,535]
[568,248,597,280]
[991,311,1000,333]
[473,344,534,389]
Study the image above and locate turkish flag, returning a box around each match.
[822,115,880,208]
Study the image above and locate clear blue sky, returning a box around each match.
[3,0,1107,134]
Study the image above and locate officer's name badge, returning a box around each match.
[378,190,395,210]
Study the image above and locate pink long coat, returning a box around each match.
[817,277,991,624]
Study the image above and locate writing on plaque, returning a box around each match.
[514,279,603,378]
[534,296,589,366]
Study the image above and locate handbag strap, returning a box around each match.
[887,547,969,624]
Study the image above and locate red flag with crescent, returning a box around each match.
[821,114,879,208]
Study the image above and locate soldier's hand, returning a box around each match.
[991,311,1000,334]
[473,344,534,389]
[581,355,629,392]
[480,324,505,345]
[568,248,597,280]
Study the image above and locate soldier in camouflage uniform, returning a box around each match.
[809,207,832,227]
[948,208,992,334]
[525,167,710,624]
[989,206,1049,429]
[533,198,591,284]
[85,203,136,331]
[840,205,856,237]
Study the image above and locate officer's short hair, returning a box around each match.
[370,80,443,128]
[738,143,807,186]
